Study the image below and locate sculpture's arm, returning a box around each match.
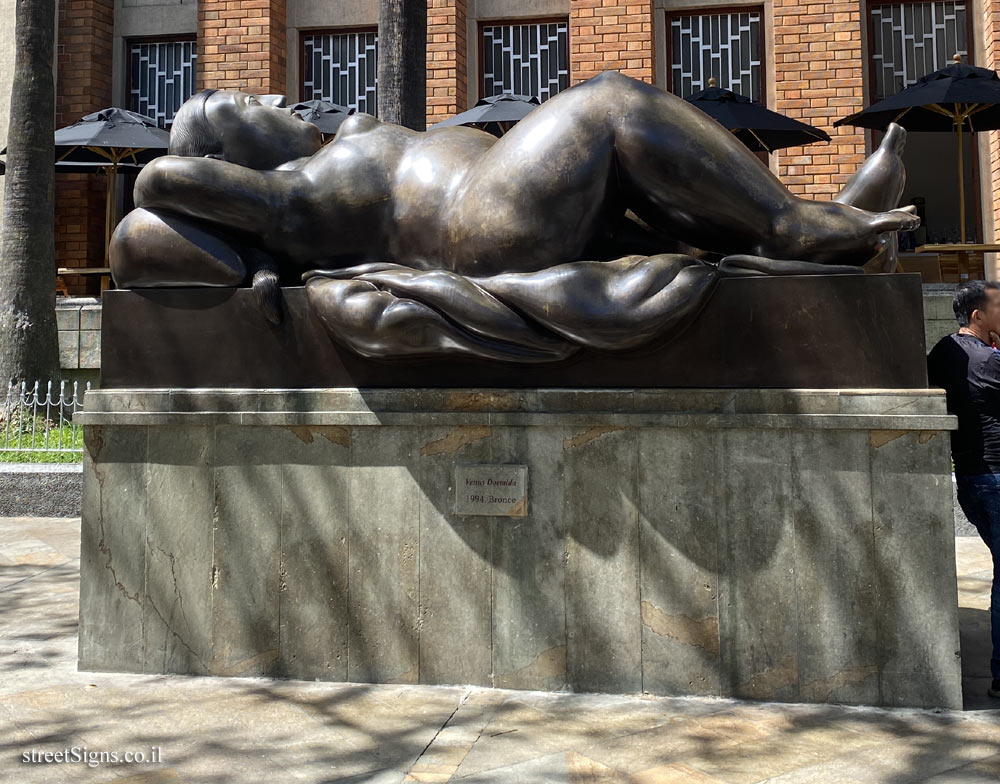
[134,156,295,236]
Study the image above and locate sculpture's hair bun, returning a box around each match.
[168,90,223,159]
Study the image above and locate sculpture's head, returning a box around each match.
[169,90,322,169]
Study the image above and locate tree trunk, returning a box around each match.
[377,0,427,131]
[0,0,60,386]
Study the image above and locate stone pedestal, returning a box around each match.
[76,388,963,709]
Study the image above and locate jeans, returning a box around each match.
[956,473,1000,680]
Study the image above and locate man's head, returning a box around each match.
[954,280,1000,335]
[169,90,321,169]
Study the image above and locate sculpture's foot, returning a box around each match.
[830,122,910,273]
[763,201,919,267]
[835,122,907,212]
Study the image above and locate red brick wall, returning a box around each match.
[569,0,654,85]
[198,0,287,93]
[773,0,866,199]
[54,0,114,295]
[427,0,468,124]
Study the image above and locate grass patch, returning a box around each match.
[0,414,83,464]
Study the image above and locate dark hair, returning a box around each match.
[954,280,1000,326]
[168,90,221,158]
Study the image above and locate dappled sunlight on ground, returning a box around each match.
[0,517,998,783]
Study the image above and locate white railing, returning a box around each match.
[1,380,90,457]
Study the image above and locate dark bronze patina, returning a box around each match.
[110,73,919,361]
[99,274,928,389]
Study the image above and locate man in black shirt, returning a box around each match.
[928,280,1000,698]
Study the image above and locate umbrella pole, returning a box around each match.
[104,170,111,264]
[957,117,966,243]
[105,159,118,265]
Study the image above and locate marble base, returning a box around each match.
[76,388,963,708]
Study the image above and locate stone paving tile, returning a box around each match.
[630,763,726,783]
[921,753,1000,783]
[956,539,994,573]
[761,732,1000,783]
[2,516,1000,784]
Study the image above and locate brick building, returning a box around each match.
[42,0,1000,291]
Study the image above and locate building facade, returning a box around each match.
[31,0,1000,290]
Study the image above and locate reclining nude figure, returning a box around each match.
[111,72,916,361]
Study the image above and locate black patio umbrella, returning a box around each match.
[835,54,1000,242]
[288,99,352,139]
[685,78,831,153]
[48,107,169,164]
[430,93,541,137]
[51,108,168,260]
[3,108,166,267]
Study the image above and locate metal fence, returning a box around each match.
[0,380,90,458]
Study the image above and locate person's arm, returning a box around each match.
[134,156,298,236]
[982,350,1000,394]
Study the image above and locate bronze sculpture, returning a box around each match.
[110,73,917,360]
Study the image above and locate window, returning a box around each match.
[870,2,967,99]
[668,11,763,102]
[869,3,977,245]
[127,39,197,128]
[481,21,569,102]
[302,30,378,114]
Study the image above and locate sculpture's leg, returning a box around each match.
[110,208,247,288]
[551,72,918,265]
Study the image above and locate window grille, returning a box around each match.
[302,31,379,114]
[669,11,762,102]
[870,2,967,99]
[481,21,569,102]
[127,40,197,128]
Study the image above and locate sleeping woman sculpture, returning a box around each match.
[110,72,915,362]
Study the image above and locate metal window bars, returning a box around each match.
[871,2,968,100]
[302,31,379,115]
[670,11,763,103]
[0,380,90,457]
[128,40,198,129]
[482,21,570,103]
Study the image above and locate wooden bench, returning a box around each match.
[915,244,995,282]
[56,267,113,296]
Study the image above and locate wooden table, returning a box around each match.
[915,244,1000,282]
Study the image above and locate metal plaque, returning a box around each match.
[455,464,528,517]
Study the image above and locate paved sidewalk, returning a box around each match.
[1,517,999,784]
